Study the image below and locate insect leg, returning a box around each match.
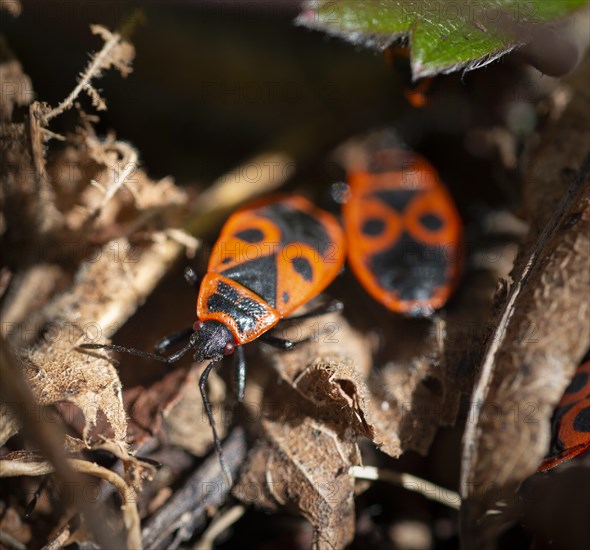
[259,333,306,351]
[283,298,343,322]
[154,326,194,354]
[199,360,233,486]
[234,345,246,402]
[263,299,343,350]
[25,477,48,518]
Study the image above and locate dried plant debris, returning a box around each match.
[0,0,21,17]
[234,312,454,547]
[2,6,589,550]
[0,23,191,448]
[0,448,155,550]
[1,18,299,549]
[0,24,188,549]
[460,54,590,547]
[235,386,360,548]
[141,429,247,550]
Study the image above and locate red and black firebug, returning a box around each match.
[539,359,590,471]
[82,194,345,480]
[342,146,463,316]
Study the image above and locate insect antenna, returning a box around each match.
[199,360,233,486]
[79,337,196,363]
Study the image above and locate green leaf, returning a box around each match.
[296,0,588,78]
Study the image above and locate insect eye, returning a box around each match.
[224,342,235,356]
[193,320,204,331]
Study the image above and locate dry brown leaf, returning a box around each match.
[13,234,184,445]
[24,339,126,443]
[228,314,366,548]
[235,383,360,549]
[460,53,590,547]
[236,313,450,547]
[0,402,20,446]
[276,312,449,457]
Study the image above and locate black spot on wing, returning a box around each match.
[259,203,331,255]
[207,280,269,335]
[235,228,264,243]
[282,291,289,304]
[420,213,444,231]
[374,189,417,214]
[566,372,588,394]
[221,256,278,308]
[573,406,590,433]
[368,231,447,301]
[362,218,385,236]
[292,256,312,281]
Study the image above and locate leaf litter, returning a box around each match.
[0,8,589,550]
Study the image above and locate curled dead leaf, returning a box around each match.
[461,52,590,547]
[234,401,359,550]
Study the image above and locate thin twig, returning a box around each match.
[185,152,295,236]
[44,30,122,122]
[40,515,76,550]
[85,140,139,221]
[193,505,246,550]
[0,457,142,550]
[141,428,247,550]
[351,465,461,510]
[0,530,26,550]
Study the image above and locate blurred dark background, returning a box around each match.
[1,0,520,209]
[2,0,407,184]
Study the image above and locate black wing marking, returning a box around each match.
[221,256,278,308]
[221,201,332,308]
[260,202,331,255]
[369,231,448,301]
[374,189,417,214]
